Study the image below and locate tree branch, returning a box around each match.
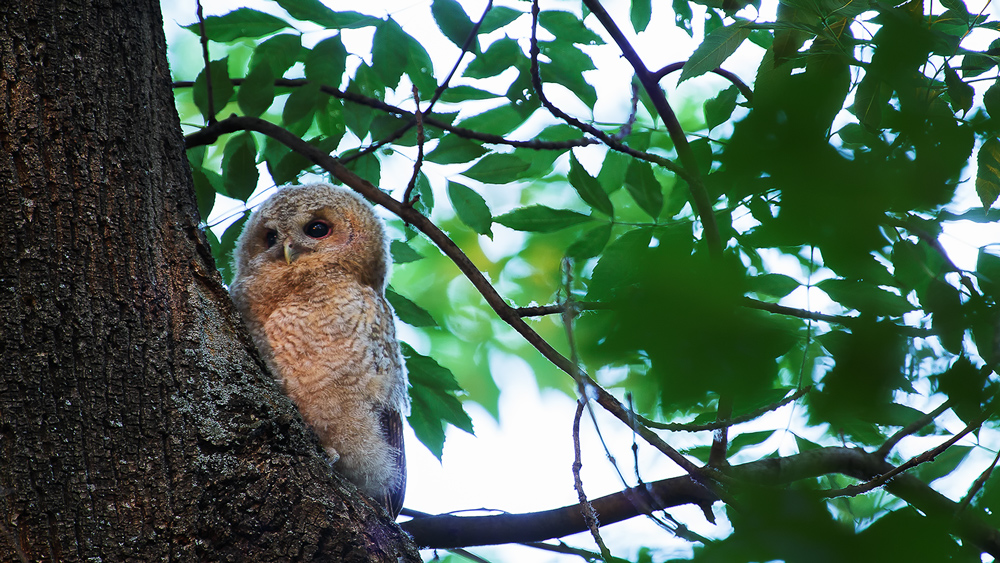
[175,79,597,151]
[579,0,721,258]
[402,446,1000,557]
[184,115,719,491]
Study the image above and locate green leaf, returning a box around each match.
[624,159,664,218]
[216,215,248,285]
[304,35,347,87]
[273,0,378,29]
[914,445,972,484]
[566,222,613,260]
[440,85,498,102]
[190,167,217,221]
[729,430,774,454]
[427,135,488,164]
[386,288,438,327]
[402,342,474,460]
[679,21,750,83]
[480,6,523,33]
[431,0,477,50]
[222,132,258,202]
[750,273,800,298]
[193,58,234,121]
[448,181,493,237]
[704,85,740,131]
[372,19,409,88]
[672,0,695,35]
[977,247,1000,296]
[390,240,424,264]
[466,38,521,79]
[976,137,1000,209]
[943,63,973,115]
[631,0,652,32]
[238,62,275,117]
[569,152,614,216]
[598,151,629,194]
[538,42,598,106]
[184,8,291,42]
[494,205,594,232]
[462,153,530,184]
[538,11,604,45]
[249,34,302,76]
[458,104,529,136]
[282,82,321,126]
[816,279,913,317]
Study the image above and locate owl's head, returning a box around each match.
[233,183,390,290]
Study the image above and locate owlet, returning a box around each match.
[230,182,409,517]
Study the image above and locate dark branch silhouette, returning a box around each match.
[401,447,1000,556]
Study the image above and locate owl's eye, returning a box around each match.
[265,230,278,248]
[304,220,331,239]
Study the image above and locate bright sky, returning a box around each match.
[160,1,1000,561]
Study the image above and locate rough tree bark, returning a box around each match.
[0,1,418,561]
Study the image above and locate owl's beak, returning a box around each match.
[284,241,294,264]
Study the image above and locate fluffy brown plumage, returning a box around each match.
[230,183,408,517]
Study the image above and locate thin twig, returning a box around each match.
[345,1,494,164]
[875,399,953,458]
[823,411,988,498]
[958,447,1000,512]
[527,0,689,180]
[195,0,216,124]
[578,0,721,258]
[638,386,811,432]
[403,84,425,208]
[572,400,613,561]
[175,79,598,151]
[184,115,729,496]
[651,62,754,103]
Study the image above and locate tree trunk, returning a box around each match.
[0,1,418,561]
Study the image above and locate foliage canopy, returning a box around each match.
[174,0,1000,559]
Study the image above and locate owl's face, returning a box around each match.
[233,183,389,291]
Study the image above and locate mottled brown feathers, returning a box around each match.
[231,183,409,518]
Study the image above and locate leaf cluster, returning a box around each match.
[172,0,1000,559]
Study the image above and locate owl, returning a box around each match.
[230,182,409,518]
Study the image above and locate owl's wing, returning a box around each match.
[380,406,406,518]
